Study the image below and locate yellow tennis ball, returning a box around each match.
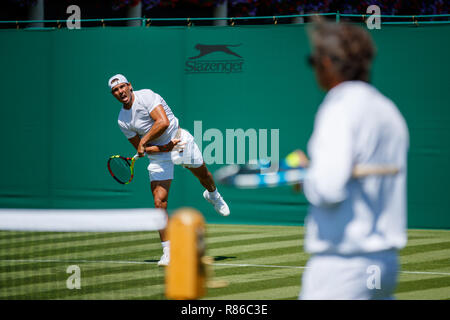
[285,151,302,168]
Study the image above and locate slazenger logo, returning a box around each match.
[185,44,244,74]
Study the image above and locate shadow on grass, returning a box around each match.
[214,256,237,261]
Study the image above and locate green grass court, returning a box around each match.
[0,224,449,300]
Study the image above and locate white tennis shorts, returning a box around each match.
[147,128,203,181]
[299,250,399,300]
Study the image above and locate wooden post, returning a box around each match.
[166,208,207,300]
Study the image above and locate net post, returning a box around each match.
[165,207,207,300]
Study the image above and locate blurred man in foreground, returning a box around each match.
[298,20,409,299]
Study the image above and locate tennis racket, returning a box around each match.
[107,153,140,184]
[214,163,399,189]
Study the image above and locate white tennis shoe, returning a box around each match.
[157,248,170,266]
[203,190,230,216]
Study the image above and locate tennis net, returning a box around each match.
[0,208,168,299]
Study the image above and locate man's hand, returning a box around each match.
[141,139,185,154]
[137,143,146,157]
[159,139,185,152]
[287,150,310,168]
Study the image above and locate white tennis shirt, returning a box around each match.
[118,89,179,147]
[303,81,409,255]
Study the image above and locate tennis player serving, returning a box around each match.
[109,74,230,266]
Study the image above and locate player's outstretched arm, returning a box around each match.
[138,105,170,156]
[144,139,183,154]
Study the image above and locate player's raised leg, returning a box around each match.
[188,163,230,217]
[151,179,172,266]
[175,128,230,216]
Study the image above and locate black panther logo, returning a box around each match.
[189,44,242,59]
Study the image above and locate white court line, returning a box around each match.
[0,259,152,265]
[400,271,450,276]
[1,259,450,277]
[213,262,308,270]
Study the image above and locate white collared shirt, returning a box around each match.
[303,81,409,255]
[118,89,179,146]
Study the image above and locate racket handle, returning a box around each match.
[352,165,399,178]
[133,153,140,160]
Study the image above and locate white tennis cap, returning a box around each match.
[108,74,129,90]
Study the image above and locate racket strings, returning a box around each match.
[109,157,132,183]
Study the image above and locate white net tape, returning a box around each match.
[0,208,167,232]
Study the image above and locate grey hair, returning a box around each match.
[307,19,376,82]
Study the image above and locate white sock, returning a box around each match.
[161,240,170,251]
[209,188,219,199]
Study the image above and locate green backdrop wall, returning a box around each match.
[0,24,449,229]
